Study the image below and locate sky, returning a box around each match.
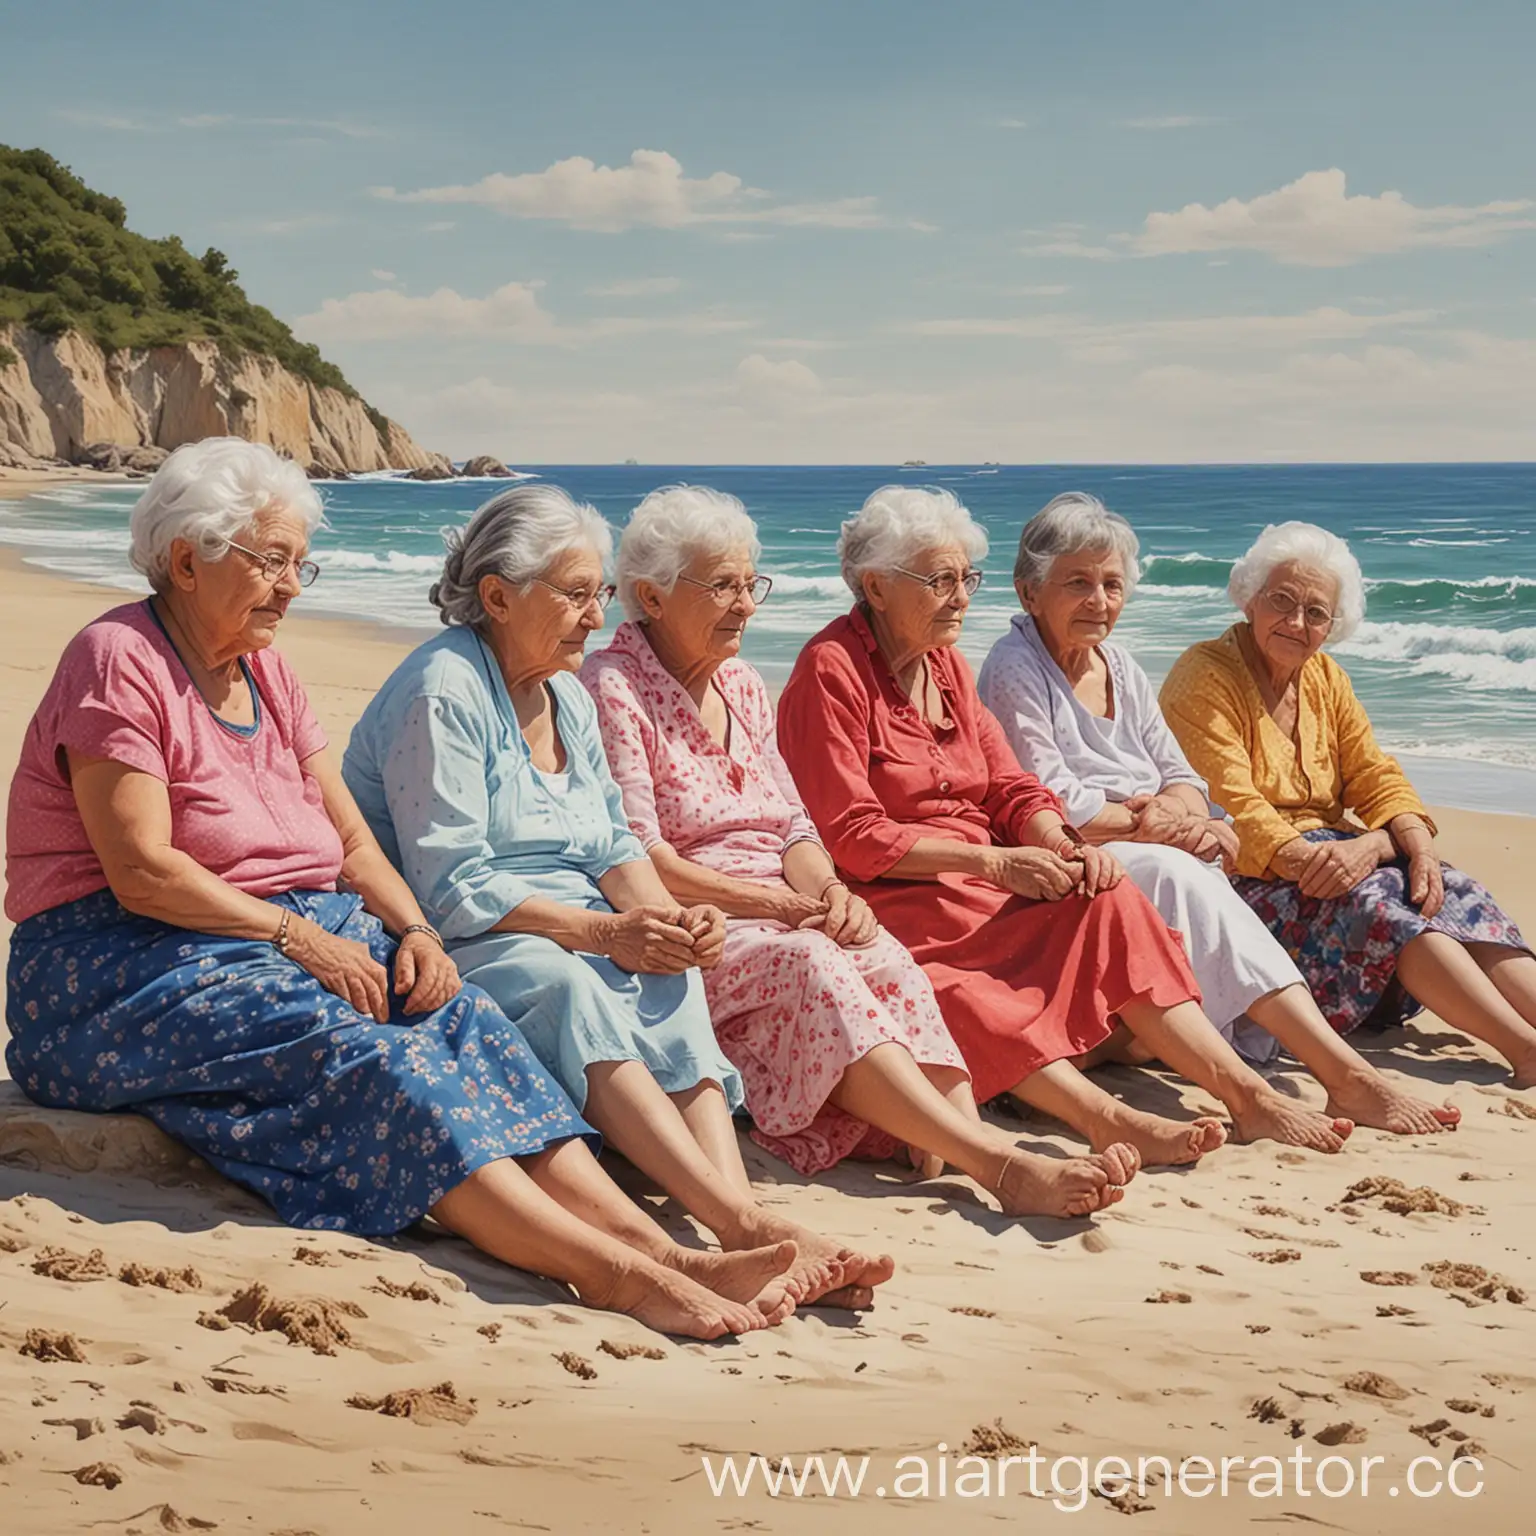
[3,0,1534,463]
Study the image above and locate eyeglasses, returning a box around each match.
[678,574,774,606]
[225,540,320,587]
[534,578,617,611]
[1261,588,1335,630]
[894,566,983,600]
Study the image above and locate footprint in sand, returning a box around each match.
[293,1246,341,1267]
[1145,1291,1192,1304]
[42,1416,104,1441]
[197,1284,366,1356]
[553,1352,597,1380]
[70,1461,123,1489]
[1339,1177,1478,1218]
[118,1403,207,1437]
[477,1322,502,1341]
[1315,1422,1368,1445]
[961,1420,1034,1456]
[1343,1371,1411,1402]
[366,1276,443,1305]
[1422,1261,1526,1305]
[19,1329,88,1363]
[1446,1398,1496,1418]
[31,1246,110,1282]
[347,1382,476,1426]
[598,1339,666,1361]
[1360,1270,1418,1288]
[119,1262,203,1292]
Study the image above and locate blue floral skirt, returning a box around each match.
[5,889,597,1234]
[1231,829,1529,1035]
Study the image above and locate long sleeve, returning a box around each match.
[777,646,925,882]
[582,664,665,850]
[978,647,1106,825]
[1160,655,1302,879]
[973,689,1068,843]
[380,693,550,940]
[1325,658,1435,834]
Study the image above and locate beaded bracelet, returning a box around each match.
[400,922,445,949]
[271,908,292,955]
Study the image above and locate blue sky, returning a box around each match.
[3,0,1534,462]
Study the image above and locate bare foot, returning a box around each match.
[664,1240,798,1305]
[989,1145,1137,1218]
[727,1208,891,1306]
[579,1255,770,1340]
[1324,1070,1460,1135]
[1510,1050,1536,1091]
[1233,1090,1352,1153]
[1084,1101,1227,1167]
[804,1284,874,1310]
[904,1143,945,1180]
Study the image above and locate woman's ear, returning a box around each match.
[1015,578,1034,613]
[861,571,888,614]
[479,572,511,625]
[166,537,198,592]
[634,579,665,621]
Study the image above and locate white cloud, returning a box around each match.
[374,149,903,232]
[1130,168,1536,266]
[371,269,397,282]
[1120,115,1221,130]
[906,305,1437,349]
[586,277,684,298]
[297,283,557,342]
[295,282,754,345]
[735,354,826,412]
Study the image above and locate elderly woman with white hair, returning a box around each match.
[1162,520,1535,1088]
[4,440,795,1342]
[344,484,880,1309]
[578,486,1134,1222]
[979,493,1459,1136]
[779,485,1362,1168]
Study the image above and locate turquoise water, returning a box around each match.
[4,463,1533,809]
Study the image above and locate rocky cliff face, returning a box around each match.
[0,324,450,476]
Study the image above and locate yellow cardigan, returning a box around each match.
[1159,624,1433,880]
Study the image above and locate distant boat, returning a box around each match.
[900,459,927,468]
[624,458,640,465]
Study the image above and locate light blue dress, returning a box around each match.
[342,625,741,1114]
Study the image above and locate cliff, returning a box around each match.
[0,323,450,476]
[0,146,453,476]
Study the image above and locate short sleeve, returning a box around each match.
[53,627,170,782]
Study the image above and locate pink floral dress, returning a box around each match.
[581,622,966,1174]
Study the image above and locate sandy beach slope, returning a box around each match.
[0,547,1532,1535]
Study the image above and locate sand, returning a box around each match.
[0,540,1532,1534]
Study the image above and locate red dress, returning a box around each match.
[777,609,1201,1104]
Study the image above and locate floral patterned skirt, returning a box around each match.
[4,888,596,1234]
[1230,829,1529,1035]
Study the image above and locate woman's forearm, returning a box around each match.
[490,895,605,951]
[109,844,288,940]
[1079,804,1140,844]
[596,857,679,913]
[1158,783,1211,819]
[339,840,430,935]
[781,839,839,896]
[885,837,1005,882]
[1389,813,1435,858]
[649,843,790,920]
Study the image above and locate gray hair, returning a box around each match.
[128,437,323,592]
[430,482,613,629]
[1014,491,1141,594]
[838,485,988,601]
[1228,520,1366,644]
[617,484,761,622]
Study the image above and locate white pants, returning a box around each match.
[1107,841,1304,1066]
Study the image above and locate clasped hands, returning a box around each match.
[1124,793,1240,867]
[590,903,729,973]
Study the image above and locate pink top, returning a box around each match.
[5,600,344,924]
[580,621,822,886]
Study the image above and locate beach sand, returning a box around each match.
[0,547,1532,1535]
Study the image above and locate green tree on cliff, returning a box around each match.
[0,145,354,394]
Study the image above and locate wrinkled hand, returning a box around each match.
[288,917,391,1023]
[596,905,701,973]
[1069,843,1126,896]
[680,903,728,970]
[1296,836,1383,900]
[812,884,879,947]
[988,847,1081,901]
[394,930,461,1016]
[772,890,831,930]
[1128,794,1198,847]
[1408,850,1446,920]
[1203,819,1241,867]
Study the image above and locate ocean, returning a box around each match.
[4,463,1534,815]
